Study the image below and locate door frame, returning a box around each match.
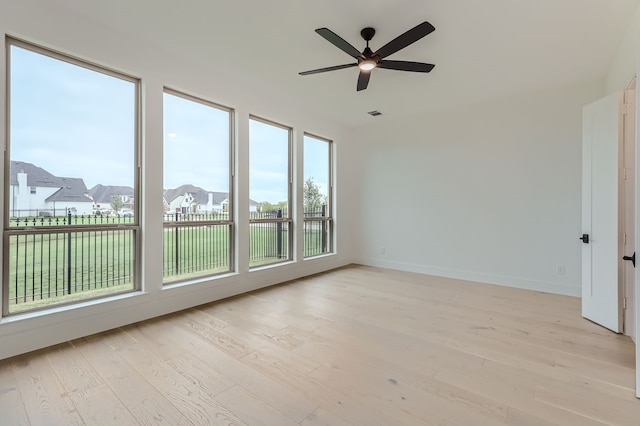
[633,75,640,399]
[623,78,636,342]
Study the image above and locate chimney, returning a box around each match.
[17,169,27,192]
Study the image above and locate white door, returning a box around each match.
[582,92,623,332]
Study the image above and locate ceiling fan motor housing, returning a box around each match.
[361,27,376,42]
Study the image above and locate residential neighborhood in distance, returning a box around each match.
[9,161,256,217]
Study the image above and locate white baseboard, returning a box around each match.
[353,257,581,298]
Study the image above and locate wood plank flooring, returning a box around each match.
[0,265,638,425]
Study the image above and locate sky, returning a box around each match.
[163,92,230,193]
[10,45,135,189]
[10,44,330,205]
[303,135,330,199]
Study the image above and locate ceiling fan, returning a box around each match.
[299,21,436,91]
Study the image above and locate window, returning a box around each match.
[303,134,332,257]
[249,117,292,267]
[162,90,233,283]
[4,39,139,314]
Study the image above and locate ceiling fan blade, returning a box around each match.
[374,21,435,59]
[378,60,435,73]
[316,28,363,59]
[356,71,371,91]
[299,63,357,75]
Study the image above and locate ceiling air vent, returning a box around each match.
[368,110,382,116]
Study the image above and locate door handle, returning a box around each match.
[580,234,589,244]
[623,252,635,268]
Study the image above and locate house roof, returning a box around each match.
[46,178,93,203]
[164,184,259,206]
[11,161,92,203]
[11,161,64,187]
[164,184,206,204]
[89,184,134,203]
[192,190,228,205]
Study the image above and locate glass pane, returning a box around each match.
[303,135,329,215]
[249,221,290,266]
[162,92,232,282]
[249,118,291,267]
[304,135,331,257]
[304,219,330,257]
[9,45,136,219]
[6,43,138,314]
[8,229,135,313]
[163,223,231,282]
[249,119,290,216]
[163,92,230,215]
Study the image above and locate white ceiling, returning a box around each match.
[55,0,639,128]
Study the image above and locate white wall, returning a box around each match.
[350,81,603,297]
[0,0,357,360]
[606,5,640,94]
[11,182,58,215]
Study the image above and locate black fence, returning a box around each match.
[304,205,331,257]
[163,212,229,222]
[6,218,136,313]
[249,209,290,267]
[162,212,231,283]
[9,208,135,218]
[10,213,135,227]
[6,206,331,311]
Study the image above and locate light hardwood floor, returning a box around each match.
[0,265,638,425]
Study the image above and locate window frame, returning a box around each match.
[162,88,235,284]
[248,115,293,268]
[303,132,333,258]
[3,37,142,316]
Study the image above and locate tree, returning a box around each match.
[276,200,288,214]
[304,177,327,215]
[259,201,275,212]
[110,195,124,212]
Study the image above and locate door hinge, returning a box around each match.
[624,297,627,309]
[624,232,627,244]
[623,103,629,115]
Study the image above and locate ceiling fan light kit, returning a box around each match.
[299,21,436,91]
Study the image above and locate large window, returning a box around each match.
[162,90,233,283]
[303,134,332,257]
[249,117,292,267]
[4,40,139,314]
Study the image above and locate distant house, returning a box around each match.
[88,184,134,212]
[164,184,258,213]
[9,161,93,217]
[220,196,259,212]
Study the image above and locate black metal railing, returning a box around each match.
[6,213,136,314]
[6,206,332,311]
[163,212,229,222]
[304,204,331,257]
[162,212,232,283]
[9,213,135,227]
[249,209,290,267]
